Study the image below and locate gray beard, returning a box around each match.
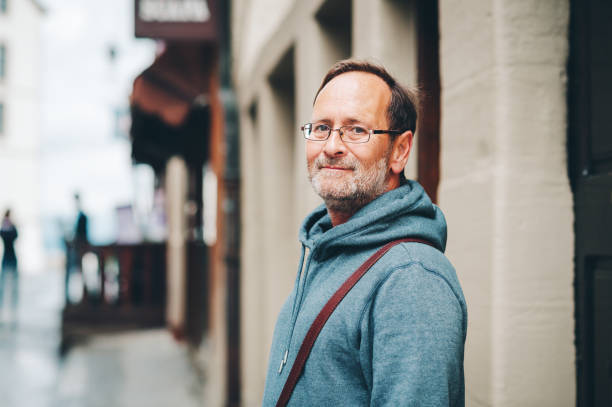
[308,154,390,215]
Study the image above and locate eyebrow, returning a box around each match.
[310,117,370,126]
[343,118,367,126]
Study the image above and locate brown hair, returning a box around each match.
[314,59,419,135]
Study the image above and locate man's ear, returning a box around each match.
[389,130,413,175]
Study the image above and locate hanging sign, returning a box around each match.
[135,0,219,41]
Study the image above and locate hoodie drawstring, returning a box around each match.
[279,244,313,374]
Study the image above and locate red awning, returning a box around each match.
[131,43,215,127]
[130,43,216,168]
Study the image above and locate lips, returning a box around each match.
[312,156,358,173]
[321,166,352,171]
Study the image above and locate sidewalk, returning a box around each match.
[54,329,206,407]
[0,270,206,407]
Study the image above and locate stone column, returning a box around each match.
[165,156,188,335]
[439,0,575,405]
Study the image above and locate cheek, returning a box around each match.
[306,142,322,163]
[360,138,391,164]
[350,146,379,167]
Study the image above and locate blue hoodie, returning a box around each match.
[262,180,467,406]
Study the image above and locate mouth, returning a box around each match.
[320,166,353,171]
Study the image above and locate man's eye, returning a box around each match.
[314,124,330,132]
[351,126,367,134]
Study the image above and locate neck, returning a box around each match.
[327,206,358,227]
[325,174,402,227]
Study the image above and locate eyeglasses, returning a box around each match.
[301,123,403,144]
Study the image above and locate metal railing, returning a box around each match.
[61,241,167,352]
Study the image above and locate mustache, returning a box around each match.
[313,156,358,170]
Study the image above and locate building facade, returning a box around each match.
[0,0,44,272]
[229,0,586,406]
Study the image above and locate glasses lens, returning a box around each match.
[309,123,330,140]
[341,126,369,143]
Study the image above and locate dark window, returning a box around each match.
[569,0,612,405]
[0,103,4,135]
[0,45,5,79]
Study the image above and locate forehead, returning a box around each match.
[312,71,391,125]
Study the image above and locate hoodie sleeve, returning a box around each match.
[361,264,465,407]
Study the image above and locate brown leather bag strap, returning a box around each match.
[275,237,436,406]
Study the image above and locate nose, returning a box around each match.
[322,128,347,157]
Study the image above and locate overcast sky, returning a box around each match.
[38,0,156,243]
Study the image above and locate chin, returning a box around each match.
[312,175,357,200]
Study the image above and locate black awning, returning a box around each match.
[131,103,209,170]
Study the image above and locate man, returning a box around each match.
[73,193,88,245]
[0,209,19,315]
[262,60,467,406]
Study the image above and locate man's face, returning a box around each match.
[307,71,393,211]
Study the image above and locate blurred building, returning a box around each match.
[230,0,611,406]
[0,0,45,272]
[127,3,232,405]
[60,0,226,366]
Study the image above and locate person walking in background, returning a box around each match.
[65,193,89,303]
[74,193,88,245]
[0,209,19,321]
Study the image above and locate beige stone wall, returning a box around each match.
[232,0,575,406]
[232,0,296,86]
[439,0,575,406]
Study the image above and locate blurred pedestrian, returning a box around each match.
[0,209,19,317]
[65,193,89,303]
[74,193,88,245]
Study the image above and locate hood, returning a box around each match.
[299,180,447,260]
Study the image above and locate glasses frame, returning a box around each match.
[300,123,403,144]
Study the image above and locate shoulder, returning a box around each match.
[384,242,464,304]
[376,263,464,315]
[362,245,467,336]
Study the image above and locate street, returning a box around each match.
[0,270,205,407]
